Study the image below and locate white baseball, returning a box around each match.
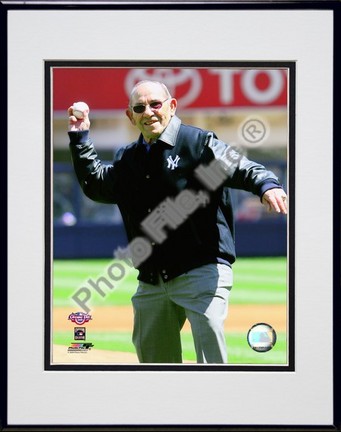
[72,101,89,120]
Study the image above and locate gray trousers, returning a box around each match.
[131,263,233,364]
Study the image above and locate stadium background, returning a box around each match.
[51,67,288,364]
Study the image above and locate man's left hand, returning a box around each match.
[261,188,288,214]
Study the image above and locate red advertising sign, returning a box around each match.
[53,68,287,111]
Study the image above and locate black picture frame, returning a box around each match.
[45,60,294,372]
[2,1,340,431]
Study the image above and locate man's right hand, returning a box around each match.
[68,105,91,131]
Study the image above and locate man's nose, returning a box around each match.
[143,105,155,115]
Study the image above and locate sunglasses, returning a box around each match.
[131,98,170,114]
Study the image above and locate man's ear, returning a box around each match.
[169,98,177,116]
[126,109,136,125]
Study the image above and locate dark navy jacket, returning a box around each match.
[69,116,281,284]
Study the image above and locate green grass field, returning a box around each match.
[53,257,288,365]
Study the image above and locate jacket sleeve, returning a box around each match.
[203,134,283,198]
[68,130,124,204]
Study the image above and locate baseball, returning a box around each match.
[72,101,89,120]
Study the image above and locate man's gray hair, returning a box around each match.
[129,80,172,107]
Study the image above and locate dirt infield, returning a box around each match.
[52,304,286,364]
[53,344,139,363]
[54,304,286,333]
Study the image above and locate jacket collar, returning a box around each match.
[158,115,181,146]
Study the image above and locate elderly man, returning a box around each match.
[68,80,287,364]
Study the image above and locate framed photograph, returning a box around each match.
[46,62,293,371]
[3,1,339,430]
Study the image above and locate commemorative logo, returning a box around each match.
[68,311,92,325]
